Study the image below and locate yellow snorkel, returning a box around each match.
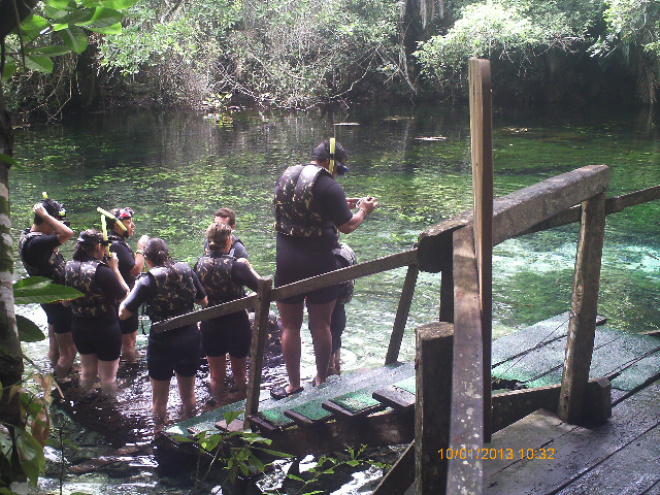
[100,215,111,256]
[42,191,48,200]
[329,137,336,175]
[97,206,127,232]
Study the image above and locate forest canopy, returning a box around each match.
[3,0,660,113]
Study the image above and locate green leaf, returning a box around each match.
[86,22,122,35]
[46,0,77,10]
[26,45,73,57]
[24,56,54,73]
[224,410,242,425]
[16,315,46,343]
[0,153,17,166]
[58,26,89,53]
[14,276,83,304]
[77,7,123,28]
[101,0,139,9]
[20,15,51,35]
[288,474,304,482]
[15,429,45,485]
[43,5,71,20]
[20,394,44,419]
[53,9,96,27]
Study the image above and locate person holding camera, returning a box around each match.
[271,138,377,399]
[19,198,76,378]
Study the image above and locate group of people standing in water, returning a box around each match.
[18,138,377,424]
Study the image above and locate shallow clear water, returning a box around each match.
[9,103,660,493]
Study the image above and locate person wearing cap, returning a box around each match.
[271,138,378,399]
[205,208,248,259]
[64,230,129,394]
[119,238,208,424]
[19,198,76,378]
[107,207,149,363]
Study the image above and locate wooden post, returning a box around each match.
[469,57,494,441]
[385,263,419,364]
[558,193,607,423]
[415,322,454,495]
[439,263,454,323]
[245,277,273,426]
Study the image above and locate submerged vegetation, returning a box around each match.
[3,0,660,115]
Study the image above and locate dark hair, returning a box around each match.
[206,222,232,252]
[72,229,104,261]
[35,198,66,225]
[144,238,173,268]
[313,139,348,164]
[214,207,236,227]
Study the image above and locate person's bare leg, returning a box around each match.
[176,374,197,419]
[207,354,228,398]
[48,324,59,367]
[150,378,171,425]
[121,331,138,363]
[54,332,77,378]
[276,301,304,393]
[229,355,248,397]
[308,300,335,386]
[79,353,98,392]
[98,358,119,395]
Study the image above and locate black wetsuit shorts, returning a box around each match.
[41,302,72,335]
[200,311,251,359]
[71,313,121,361]
[147,324,201,381]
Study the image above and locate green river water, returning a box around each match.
[8,103,660,494]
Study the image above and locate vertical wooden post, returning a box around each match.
[469,57,494,441]
[415,322,454,495]
[439,262,454,323]
[558,193,607,423]
[385,263,419,365]
[245,277,273,426]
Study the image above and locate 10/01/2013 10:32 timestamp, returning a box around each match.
[438,447,557,461]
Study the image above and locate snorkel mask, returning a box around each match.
[328,138,349,176]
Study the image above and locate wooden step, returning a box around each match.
[373,376,416,412]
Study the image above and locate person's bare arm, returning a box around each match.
[337,196,378,234]
[129,234,149,277]
[34,204,73,244]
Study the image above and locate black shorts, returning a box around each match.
[72,316,121,361]
[200,311,251,358]
[119,311,139,335]
[147,324,201,381]
[275,235,338,304]
[41,302,72,335]
[330,303,346,353]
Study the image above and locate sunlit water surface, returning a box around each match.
[9,103,660,494]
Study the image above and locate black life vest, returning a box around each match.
[194,253,245,306]
[274,164,334,237]
[108,231,136,288]
[19,230,67,284]
[146,262,197,322]
[65,260,112,318]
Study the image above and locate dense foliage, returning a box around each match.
[5,0,660,112]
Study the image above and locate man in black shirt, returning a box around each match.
[19,199,75,377]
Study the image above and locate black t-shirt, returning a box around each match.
[110,239,137,288]
[21,232,62,276]
[230,258,259,292]
[123,268,206,314]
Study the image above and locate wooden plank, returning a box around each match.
[559,192,607,424]
[373,442,415,495]
[418,165,610,273]
[373,387,415,412]
[323,393,386,419]
[271,249,417,301]
[470,57,494,443]
[415,322,454,495]
[245,277,273,424]
[486,380,660,495]
[386,263,419,365]
[447,226,484,495]
[440,262,454,322]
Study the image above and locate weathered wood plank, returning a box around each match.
[373,442,415,495]
[415,322,454,494]
[245,277,273,424]
[373,387,416,413]
[418,165,610,272]
[386,263,419,365]
[486,380,660,495]
[447,226,484,494]
[559,192,607,423]
[470,56,494,443]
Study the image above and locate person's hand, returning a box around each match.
[33,203,48,218]
[359,196,378,216]
[346,197,360,209]
[137,235,150,251]
[107,252,119,270]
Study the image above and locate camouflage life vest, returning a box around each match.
[65,260,112,318]
[334,242,357,305]
[194,254,245,306]
[108,231,136,287]
[274,164,334,237]
[146,262,197,322]
[19,230,67,284]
